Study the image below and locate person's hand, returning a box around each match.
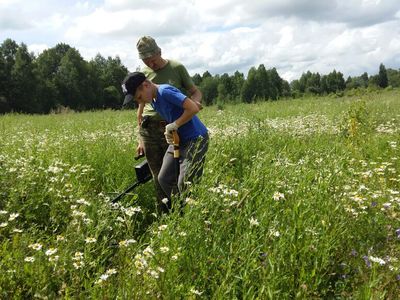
[165,134,174,145]
[195,101,203,110]
[164,122,179,144]
[136,140,144,156]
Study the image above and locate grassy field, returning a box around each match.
[0,89,399,299]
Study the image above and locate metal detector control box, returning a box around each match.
[135,160,152,183]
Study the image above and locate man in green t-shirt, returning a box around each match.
[127,36,202,213]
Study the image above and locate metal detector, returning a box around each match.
[111,156,152,203]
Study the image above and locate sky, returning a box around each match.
[1,0,400,81]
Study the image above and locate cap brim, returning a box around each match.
[123,94,133,106]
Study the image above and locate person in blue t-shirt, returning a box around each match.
[122,72,209,211]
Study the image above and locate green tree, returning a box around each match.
[202,70,212,79]
[378,63,388,88]
[345,72,369,90]
[103,86,120,108]
[345,76,353,89]
[231,71,244,101]
[0,39,18,74]
[267,67,282,100]
[199,75,218,106]
[368,74,379,87]
[361,72,369,87]
[324,70,345,93]
[320,76,328,94]
[306,72,321,94]
[10,43,39,112]
[89,54,108,108]
[255,64,270,100]
[35,43,73,111]
[217,83,228,103]
[192,73,202,86]
[217,73,233,102]
[281,79,291,97]
[0,39,19,112]
[387,68,400,87]
[241,67,257,103]
[290,79,301,97]
[55,48,88,109]
[89,54,128,108]
[103,56,127,108]
[298,71,311,93]
[0,50,10,113]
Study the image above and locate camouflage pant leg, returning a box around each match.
[139,125,170,211]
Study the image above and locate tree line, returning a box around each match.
[1,38,399,114]
[0,39,127,114]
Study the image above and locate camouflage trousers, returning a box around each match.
[139,119,170,212]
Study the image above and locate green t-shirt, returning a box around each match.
[141,59,194,120]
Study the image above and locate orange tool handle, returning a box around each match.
[172,131,180,159]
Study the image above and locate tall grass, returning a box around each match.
[0,89,399,298]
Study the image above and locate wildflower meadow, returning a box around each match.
[0,88,399,298]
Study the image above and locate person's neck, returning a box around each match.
[152,84,159,101]
[159,58,168,69]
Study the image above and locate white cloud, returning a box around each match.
[33,13,69,31]
[1,0,400,82]
[0,0,32,30]
[65,8,135,40]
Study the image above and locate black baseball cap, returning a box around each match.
[121,72,146,105]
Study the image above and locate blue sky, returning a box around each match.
[1,0,400,81]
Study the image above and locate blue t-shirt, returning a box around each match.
[151,84,208,144]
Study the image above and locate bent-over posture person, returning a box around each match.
[127,36,202,213]
[122,72,208,212]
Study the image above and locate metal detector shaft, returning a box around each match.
[112,181,141,203]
